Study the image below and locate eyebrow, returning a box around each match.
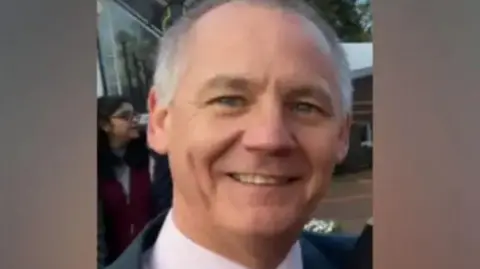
[198,75,257,96]
[281,80,333,105]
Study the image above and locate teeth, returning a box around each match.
[231,174,289,185]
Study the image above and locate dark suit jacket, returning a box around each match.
[343,223,372,269]
[106,212,358,269]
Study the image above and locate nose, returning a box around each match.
[241,105,296,155]
[131,114,141,124]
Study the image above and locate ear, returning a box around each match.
[335,115,352,164]
[99,120,111,133]
[147,88,170,154]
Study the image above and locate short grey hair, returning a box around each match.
[153,0,354,114]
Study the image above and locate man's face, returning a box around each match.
[149,3,350,237]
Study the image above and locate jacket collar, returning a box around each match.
[108,212,339,269]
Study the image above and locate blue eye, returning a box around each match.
[292,102,321,114]
[210,96,246,107]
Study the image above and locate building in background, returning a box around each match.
[341,42,373,173]
[344,42,373,127]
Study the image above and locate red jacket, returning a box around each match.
[98,131,153,264]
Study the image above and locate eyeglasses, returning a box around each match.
[111,110,140,123]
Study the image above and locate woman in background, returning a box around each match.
[97,96,153,265]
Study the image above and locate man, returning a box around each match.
[107,0,357,268]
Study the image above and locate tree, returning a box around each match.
[307,0,371,42]
[115,30,155,112]
[357,1,372,39]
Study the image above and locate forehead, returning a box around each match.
[181,2,337,93]
[189,2,329,54]
[192,2,330,50]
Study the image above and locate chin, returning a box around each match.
[129,130,140,138]
[223,207,304,237]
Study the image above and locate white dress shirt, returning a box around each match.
[145,211,303,269]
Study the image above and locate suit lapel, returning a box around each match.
[300,236,336,269]
[106,211,168,269]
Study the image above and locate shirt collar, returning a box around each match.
[147,211,303,269]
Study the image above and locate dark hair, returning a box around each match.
[97,96,149,179]
[97,95,130,126]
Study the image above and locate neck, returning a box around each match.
[109,137,127,151]
[171,197,299,269]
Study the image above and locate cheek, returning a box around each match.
[167,124,211,205]
[302,142,337,209]
[167,112,240,196]
[297,126,340,189]
[117,123,130,133]
[109,122,122,134]
[174,112,240,162]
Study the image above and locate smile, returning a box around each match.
[228,173,298,186]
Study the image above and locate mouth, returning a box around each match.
[228,173,299,186]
